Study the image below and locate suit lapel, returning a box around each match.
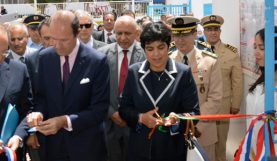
[64,44,86,94]
[138,59,176,107]
[7,52,13,59]
[0,61,9,103]
[101,31,105,42]
[49,53,63,108]
[108,44,119,95]
[130,42,143,65]
[92,39,97,49]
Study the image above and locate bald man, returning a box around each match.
[27,10,110,161]
[7,23,36,63]
[98,15,145,161]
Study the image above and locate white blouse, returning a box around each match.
[245,84,277,158]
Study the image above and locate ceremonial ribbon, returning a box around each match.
[234,114,276,161]
[148,113,260,139]
[0,147,17,161]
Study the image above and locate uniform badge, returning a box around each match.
[198,70,205,93]
[33,16,39,21]
[200,84,205,93]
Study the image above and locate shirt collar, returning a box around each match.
[104,29,113,35]
[84,36,94,48]
[179,46,196,61]
[68,39,80,59]
[117,41,136,54]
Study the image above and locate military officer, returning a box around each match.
[168,16,223,161]
[201,15,243,161]
[23,15,45,50]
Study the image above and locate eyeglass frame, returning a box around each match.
[79,23,92,29]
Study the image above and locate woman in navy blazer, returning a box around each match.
[119,22,200,161]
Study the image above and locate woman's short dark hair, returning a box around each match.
[140,22,171,49]
[249,26,277,92]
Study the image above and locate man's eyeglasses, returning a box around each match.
[79,23,92,29]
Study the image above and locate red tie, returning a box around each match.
[63,56,70,89]
[118,50,128,95]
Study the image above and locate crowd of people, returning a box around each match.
[0,8,274,161]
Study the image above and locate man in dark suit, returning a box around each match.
[0,24,33,161]
[93,12,116,44]
[98,15,145,161]
[25,17,52,97]
[24,16,52,161]
[26,10,110,161]
[74,10,106,49]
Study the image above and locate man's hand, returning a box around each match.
[111,112,126,128]
[0,140,4,153]
[26,134,40,149]
[230,107,240,114]
[7,136,21,151]
[27,112,43,128]
[36,116,67,136]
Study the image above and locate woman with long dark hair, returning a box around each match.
[246,27,277,159]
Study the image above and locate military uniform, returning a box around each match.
[169,40,213,55]
[23,15,45,50]
[201,15,244,161]
[168,16,223,161]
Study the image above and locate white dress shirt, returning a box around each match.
[117,42,135,82]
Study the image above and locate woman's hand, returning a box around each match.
[139,108,162,128]
[164,112,180,126]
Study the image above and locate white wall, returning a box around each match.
[213,0,240,49]
[191,0,212,19]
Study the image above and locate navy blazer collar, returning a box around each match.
[138,58,177,107]
[138,58,177,74]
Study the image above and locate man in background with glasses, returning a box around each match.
[201,15,243,161]
[74,10,106,49]
[168,16,223,161]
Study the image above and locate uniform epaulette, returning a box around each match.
[202,50,218,59]
[168,41,177,55]
[197,40,211,48]
[225,44,238,53]
[196,40,213,53]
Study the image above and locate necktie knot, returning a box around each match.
[107,32,112,36]
[65,55,69,61]
[19,56,25,63]
[122,50,128,55]
[183,55,188,65]
[211,45,215,52]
